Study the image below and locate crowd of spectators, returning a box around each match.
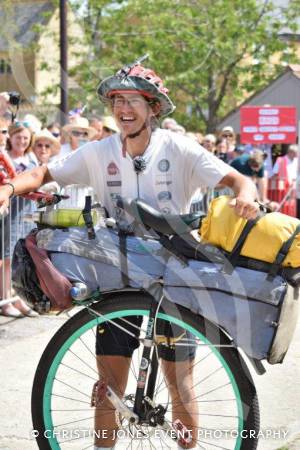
[162,119,298,209]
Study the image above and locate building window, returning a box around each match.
[0,60,5,74]
[0,60,12,74]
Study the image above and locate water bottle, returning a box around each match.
[69,282,92,300]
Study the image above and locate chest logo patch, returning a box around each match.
[158,191,172,201]
[158,159,170,172]
[107,162,119,176]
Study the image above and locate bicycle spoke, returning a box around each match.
[55,378,91,399]
[53,415,94,428]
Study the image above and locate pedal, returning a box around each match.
[172,419,192,446]
[91,380,107,407]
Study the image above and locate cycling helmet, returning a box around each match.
[97,55,175,117]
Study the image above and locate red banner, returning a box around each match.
[240,106,297,144]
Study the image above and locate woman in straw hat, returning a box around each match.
[32,128,61,165]
[60,117,97,158]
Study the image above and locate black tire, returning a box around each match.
[32,291,259,450]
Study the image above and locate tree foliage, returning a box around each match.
[70,0,299,131]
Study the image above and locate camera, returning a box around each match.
[8,91,21,106]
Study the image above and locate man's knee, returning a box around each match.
[96,354,131,394]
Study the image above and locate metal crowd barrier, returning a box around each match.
[0,196,36,307]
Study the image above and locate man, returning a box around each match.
[272,144,298,187]
[0,60,258,449]
[230,149,268,203]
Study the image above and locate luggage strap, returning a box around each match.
[267,223,300,281]
[82,196,96,240]
[118,230,130,287]
[223,214,263,274]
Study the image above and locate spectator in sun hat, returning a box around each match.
[59,117,97,158]
[161,117,178,130]
[219,125,236,161]
[32,128,61,165]
[100,115,119,139]
[32,129,61,194]
[201,134,216,153]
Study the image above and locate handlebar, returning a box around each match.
[0,150,68,207]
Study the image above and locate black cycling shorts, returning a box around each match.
[96,316,196,362]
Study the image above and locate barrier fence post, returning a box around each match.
[297,120,300,219]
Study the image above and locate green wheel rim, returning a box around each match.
[43,309,244,450]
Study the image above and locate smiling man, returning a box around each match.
[0,58,259,449]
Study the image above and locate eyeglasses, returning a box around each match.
[113,97,147,108]
[0,129,8,135]
[36,142,51,149]
[71,130,89,138]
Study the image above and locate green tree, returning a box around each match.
[70,0,299,131]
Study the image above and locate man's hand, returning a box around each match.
[228,197,259,220]
[0,92,10,116]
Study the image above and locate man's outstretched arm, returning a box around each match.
[0,165,53,214]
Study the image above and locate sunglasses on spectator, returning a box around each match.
[222,133,234,138]
[71,130,89,138]
[36,142,52,149]
[51,132,60,138]
[0,129,8,135]
[14,121,31,128]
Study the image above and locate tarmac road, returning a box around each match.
[0,309,299,450]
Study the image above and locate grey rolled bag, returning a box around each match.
[164,256,299,365]
[36,226,167,292]
[36,225,299,365]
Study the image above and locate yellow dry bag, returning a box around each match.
[199,196,300,268]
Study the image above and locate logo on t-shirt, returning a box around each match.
[158,159,170,172]
[155,180,172,186]
[157,191,172,201]
[107,162,119,176]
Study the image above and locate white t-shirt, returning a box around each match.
[49,129,232,217]
[272,155,297,185]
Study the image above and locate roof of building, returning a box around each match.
[218,65,300,132]
[0,1,55,51]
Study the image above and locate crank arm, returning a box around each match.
[107,385,138,423]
